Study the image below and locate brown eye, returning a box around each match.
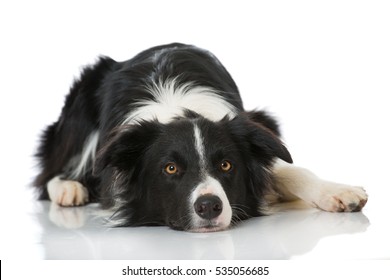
[164,163,178,175]
[220,160,233,172]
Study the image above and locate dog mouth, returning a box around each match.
[190,225,227,233]
[188,220,230,233]
[169,216,229,232]
[169,218,229,232]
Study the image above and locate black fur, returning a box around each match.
[34,43,292,231]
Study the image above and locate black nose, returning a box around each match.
[194,195,223,220]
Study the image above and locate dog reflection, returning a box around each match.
[37,201,370,259]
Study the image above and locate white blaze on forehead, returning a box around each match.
[190,124,232,231]
[121,79,238,125]
[193,123,206,170]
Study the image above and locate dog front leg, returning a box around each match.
[272,160,368,212]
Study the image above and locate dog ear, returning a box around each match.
[244,110,282,137]
[227,114,293,164]
[94,122,161,174]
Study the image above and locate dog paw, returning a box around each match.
[315,185,368,212]
[48,177,89,206]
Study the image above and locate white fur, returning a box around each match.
[70,130,99,179]
[272,159,368,212]
[190,123,233,231]
[47,176,89,206]
[122,79,238,125]
[193,124,206,172]
[190,176,233,232]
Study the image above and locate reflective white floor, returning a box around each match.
[2,189,388,260]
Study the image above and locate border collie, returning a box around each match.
[34,43,367,232]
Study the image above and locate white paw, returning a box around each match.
[47,176,89,206]
[314,185,368,212]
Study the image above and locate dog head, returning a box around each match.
[96,112,292,232]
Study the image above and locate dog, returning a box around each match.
[34,43,368,232]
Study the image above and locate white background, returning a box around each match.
[0,0,389,274]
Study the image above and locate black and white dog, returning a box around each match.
[34,43,367,232]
